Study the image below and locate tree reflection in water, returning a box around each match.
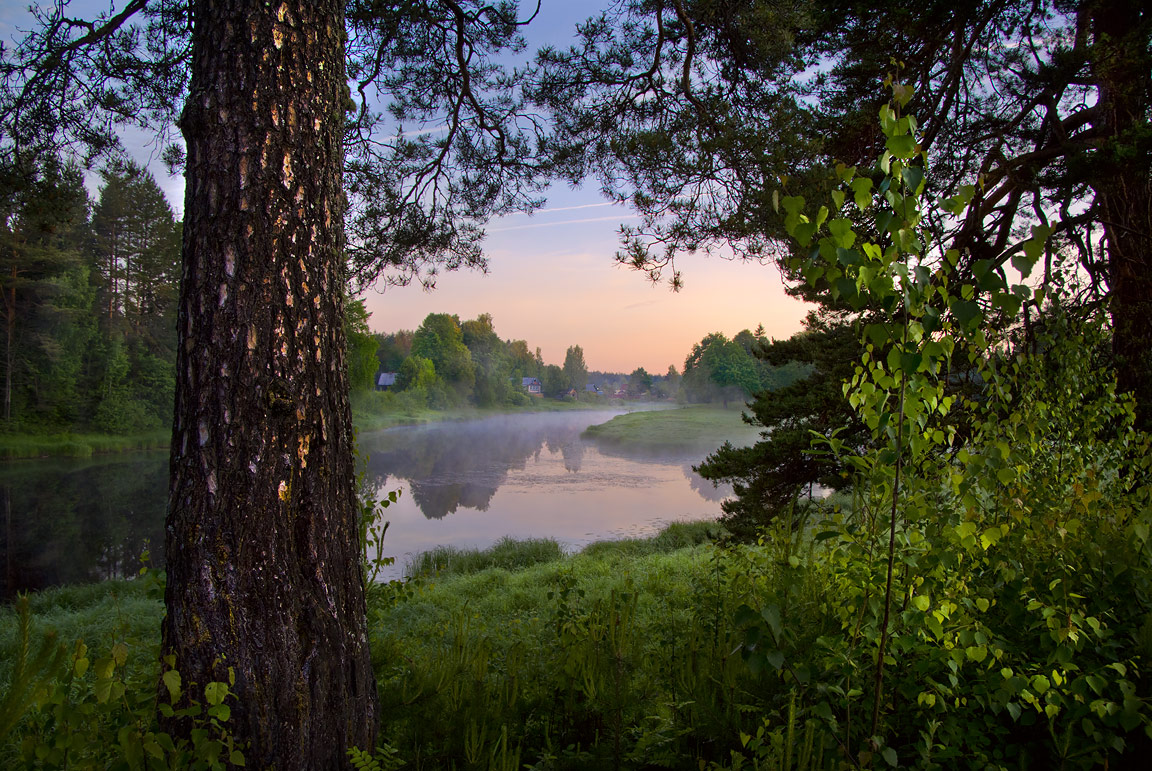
[1,455,168,599]
[3,410,752,595]
[357,410,736,520]
[359,413,606,519]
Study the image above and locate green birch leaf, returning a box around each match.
[781,195,805,215]
[761,604,783,640]
[828,218,855,248]
[205,681,228,706]
[837,247,862,266]
[875,209,894,235]
[886,134,917,158]
[852,177,874,208]
[163,670,182,701]
[835,277,857,301]
[951,299,982,329]
[793,221,817,246]
[901,165,925,194]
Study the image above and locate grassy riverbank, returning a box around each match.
[3,523,751,769]
[581,404,760,449]
[351,393,624,432]
[0,430,170,460]
[0,398,631,460]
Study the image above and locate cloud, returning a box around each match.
[488,213,640,233]
[622,299,663,311]
[533,202,617,213]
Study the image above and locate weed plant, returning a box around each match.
[0,573,245,769]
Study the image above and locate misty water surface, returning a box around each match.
[356,409,741,579]
[2,409,747,597]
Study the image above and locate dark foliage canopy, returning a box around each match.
[534,0,1151,427]
[1,0,554,290]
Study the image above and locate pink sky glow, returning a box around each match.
[361,193,812,373]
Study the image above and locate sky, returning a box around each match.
[359,1,811,373]
[1,0,813,374]
[366,191,810,374]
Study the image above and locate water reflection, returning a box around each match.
[3,409,751,596]
[1,454,168,599]
[354,410,746,578]
[357,412,620,520]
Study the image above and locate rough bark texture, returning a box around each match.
[161,1,378,768]
[1091,0,1152,432]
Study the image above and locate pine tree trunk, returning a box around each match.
[1090,0,1152,432]
[161,2,379,768]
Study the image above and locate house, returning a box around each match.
[520,376,542,396]
[376,372,398,391]
[585,384,603,395]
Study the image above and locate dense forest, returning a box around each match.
[0,160,179,436]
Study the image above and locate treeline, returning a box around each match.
[362,314,814,412]
[680,326,812,406]
[0,156,180,435]
[362,312,598,409]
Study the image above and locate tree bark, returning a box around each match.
[161,1,378,768]
[1090,0,1152,433]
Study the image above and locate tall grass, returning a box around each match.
[403,521,724,579]
[1,521,820,770]
[404,536,566,578]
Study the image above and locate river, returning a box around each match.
[1,408,746,597]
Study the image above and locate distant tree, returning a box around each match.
[344,298,378,392]
[627,366,652,396]
[89,161,180,350]
[651,363,680,399]
[696,311,865,538]
[375,329,413,374]
[732,328,760,357]
[682,332,759,407]
[563,344,588,391]
[462,313,515,407]
[411,312,475,399]
[83,162,181,433]
[506,339,541,379]
[396,355,437,394]
[0,155,88,425]
[541,363,567,398]
[460,313,500,354]
[22,264,98,427]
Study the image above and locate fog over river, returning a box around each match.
[2,409,745,596]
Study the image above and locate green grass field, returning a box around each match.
[581,404,760,449]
